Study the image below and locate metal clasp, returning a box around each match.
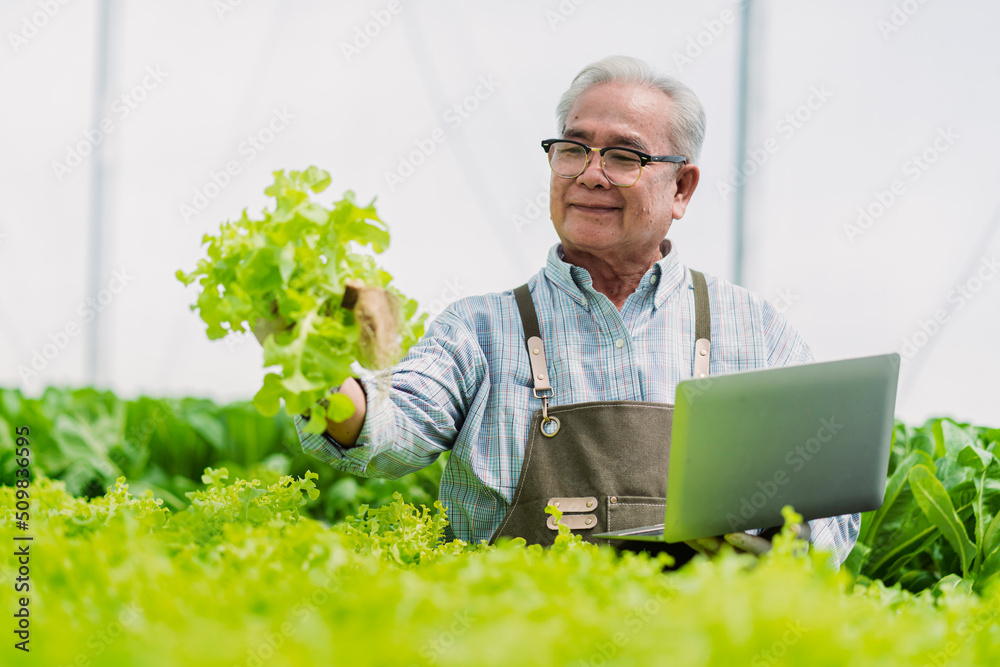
[527,335,558,436]
[539,397,560,437]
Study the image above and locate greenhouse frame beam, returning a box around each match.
[85,0,113,385]
[732,0,753,286]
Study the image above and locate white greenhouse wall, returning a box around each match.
[1,0,997,426]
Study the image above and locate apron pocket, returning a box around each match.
[605,495,667,533]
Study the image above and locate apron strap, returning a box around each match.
[690,269,712,379]
[513,284,541,341]
[513,269,714,392]
[514,285,552,398]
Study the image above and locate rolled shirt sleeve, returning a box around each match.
[809,512,861,569]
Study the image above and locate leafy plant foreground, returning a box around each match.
[4,472,1000,667]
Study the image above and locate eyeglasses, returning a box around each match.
[541,138,687,187]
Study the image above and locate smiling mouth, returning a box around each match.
[571,204,619,214]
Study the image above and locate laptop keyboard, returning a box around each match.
[614,523,666,536]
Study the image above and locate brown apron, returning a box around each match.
[489,270,713,562]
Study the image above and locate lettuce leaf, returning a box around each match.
[177,167,425,432]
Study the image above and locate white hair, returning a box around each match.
[555,55,707,165]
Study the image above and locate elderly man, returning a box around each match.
[276,56,859,567]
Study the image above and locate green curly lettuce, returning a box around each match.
[176,167,425,433]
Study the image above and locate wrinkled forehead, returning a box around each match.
[562,81,675,153]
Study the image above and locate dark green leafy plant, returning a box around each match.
[176,167,425,432]
[0,386,445,523]
[849,418,1000,594]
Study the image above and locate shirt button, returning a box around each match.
[615,338,625,348]
[649,274,658,285]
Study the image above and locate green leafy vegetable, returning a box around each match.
[856,417,1000,593]
[176,167,425,431]
[7,473,1000,667]
[909,464,977,577]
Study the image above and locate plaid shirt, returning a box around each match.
[295,241,859,567]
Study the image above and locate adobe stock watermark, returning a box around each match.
[878,0,932,40]
[750,620,806,667]
[383,76,501,192]
[575,578,677,667]
[178,107,294,224]
[223,330,254,354]
[126,404,168,447]
[921,595,1000,667]
[222,300,278,355]
[545,0,590,31]
[843,127,957,243]
[771,288,798,315]
[239,574,343,667]
[421,278,469,320]
[666,4,738,74]
[340,0,402,63]
[510,188,549,234]
[716,85,834,202]
[51,65,169,183]
[213,0,245,20]
[409,610,473,666]
[17,269,136,385]
[62,600,144,665]
[725,415,844,532]
[897,253,999,365]
[62,458,118,495]
[7,0,73,53]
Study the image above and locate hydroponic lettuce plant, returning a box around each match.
[9,472,1000,667]
[176,167,425,433]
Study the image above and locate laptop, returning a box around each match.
[594,353,900,543]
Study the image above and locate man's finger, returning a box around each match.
[723,532,772,556]
[684,539,711,557]
[793,522,811,542]
[684,536,725,557]
[697,536,725,552]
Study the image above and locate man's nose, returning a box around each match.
[577,148,612,188]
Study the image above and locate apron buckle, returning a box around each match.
[546,513,597,531]
[539,396,560,437]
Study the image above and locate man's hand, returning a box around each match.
[342,280,402,369]
[685,522,811,558]
[249,302,368,447]
[251,283,399,361]
[248,286,387,447]
[322,377,367,446]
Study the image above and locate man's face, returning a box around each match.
[549,81,699,262]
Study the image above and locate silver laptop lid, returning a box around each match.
[661,353,900,542]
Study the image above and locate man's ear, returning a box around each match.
[671,164,700,221]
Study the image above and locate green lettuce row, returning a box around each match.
[0,386,444,524]
[5,383,999,596]
[3,473,1000,666]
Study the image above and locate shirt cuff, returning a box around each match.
[295,370,396,477]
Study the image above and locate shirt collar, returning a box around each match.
[543,239,686,310]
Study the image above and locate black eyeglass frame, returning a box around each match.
[540,138,687,185]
